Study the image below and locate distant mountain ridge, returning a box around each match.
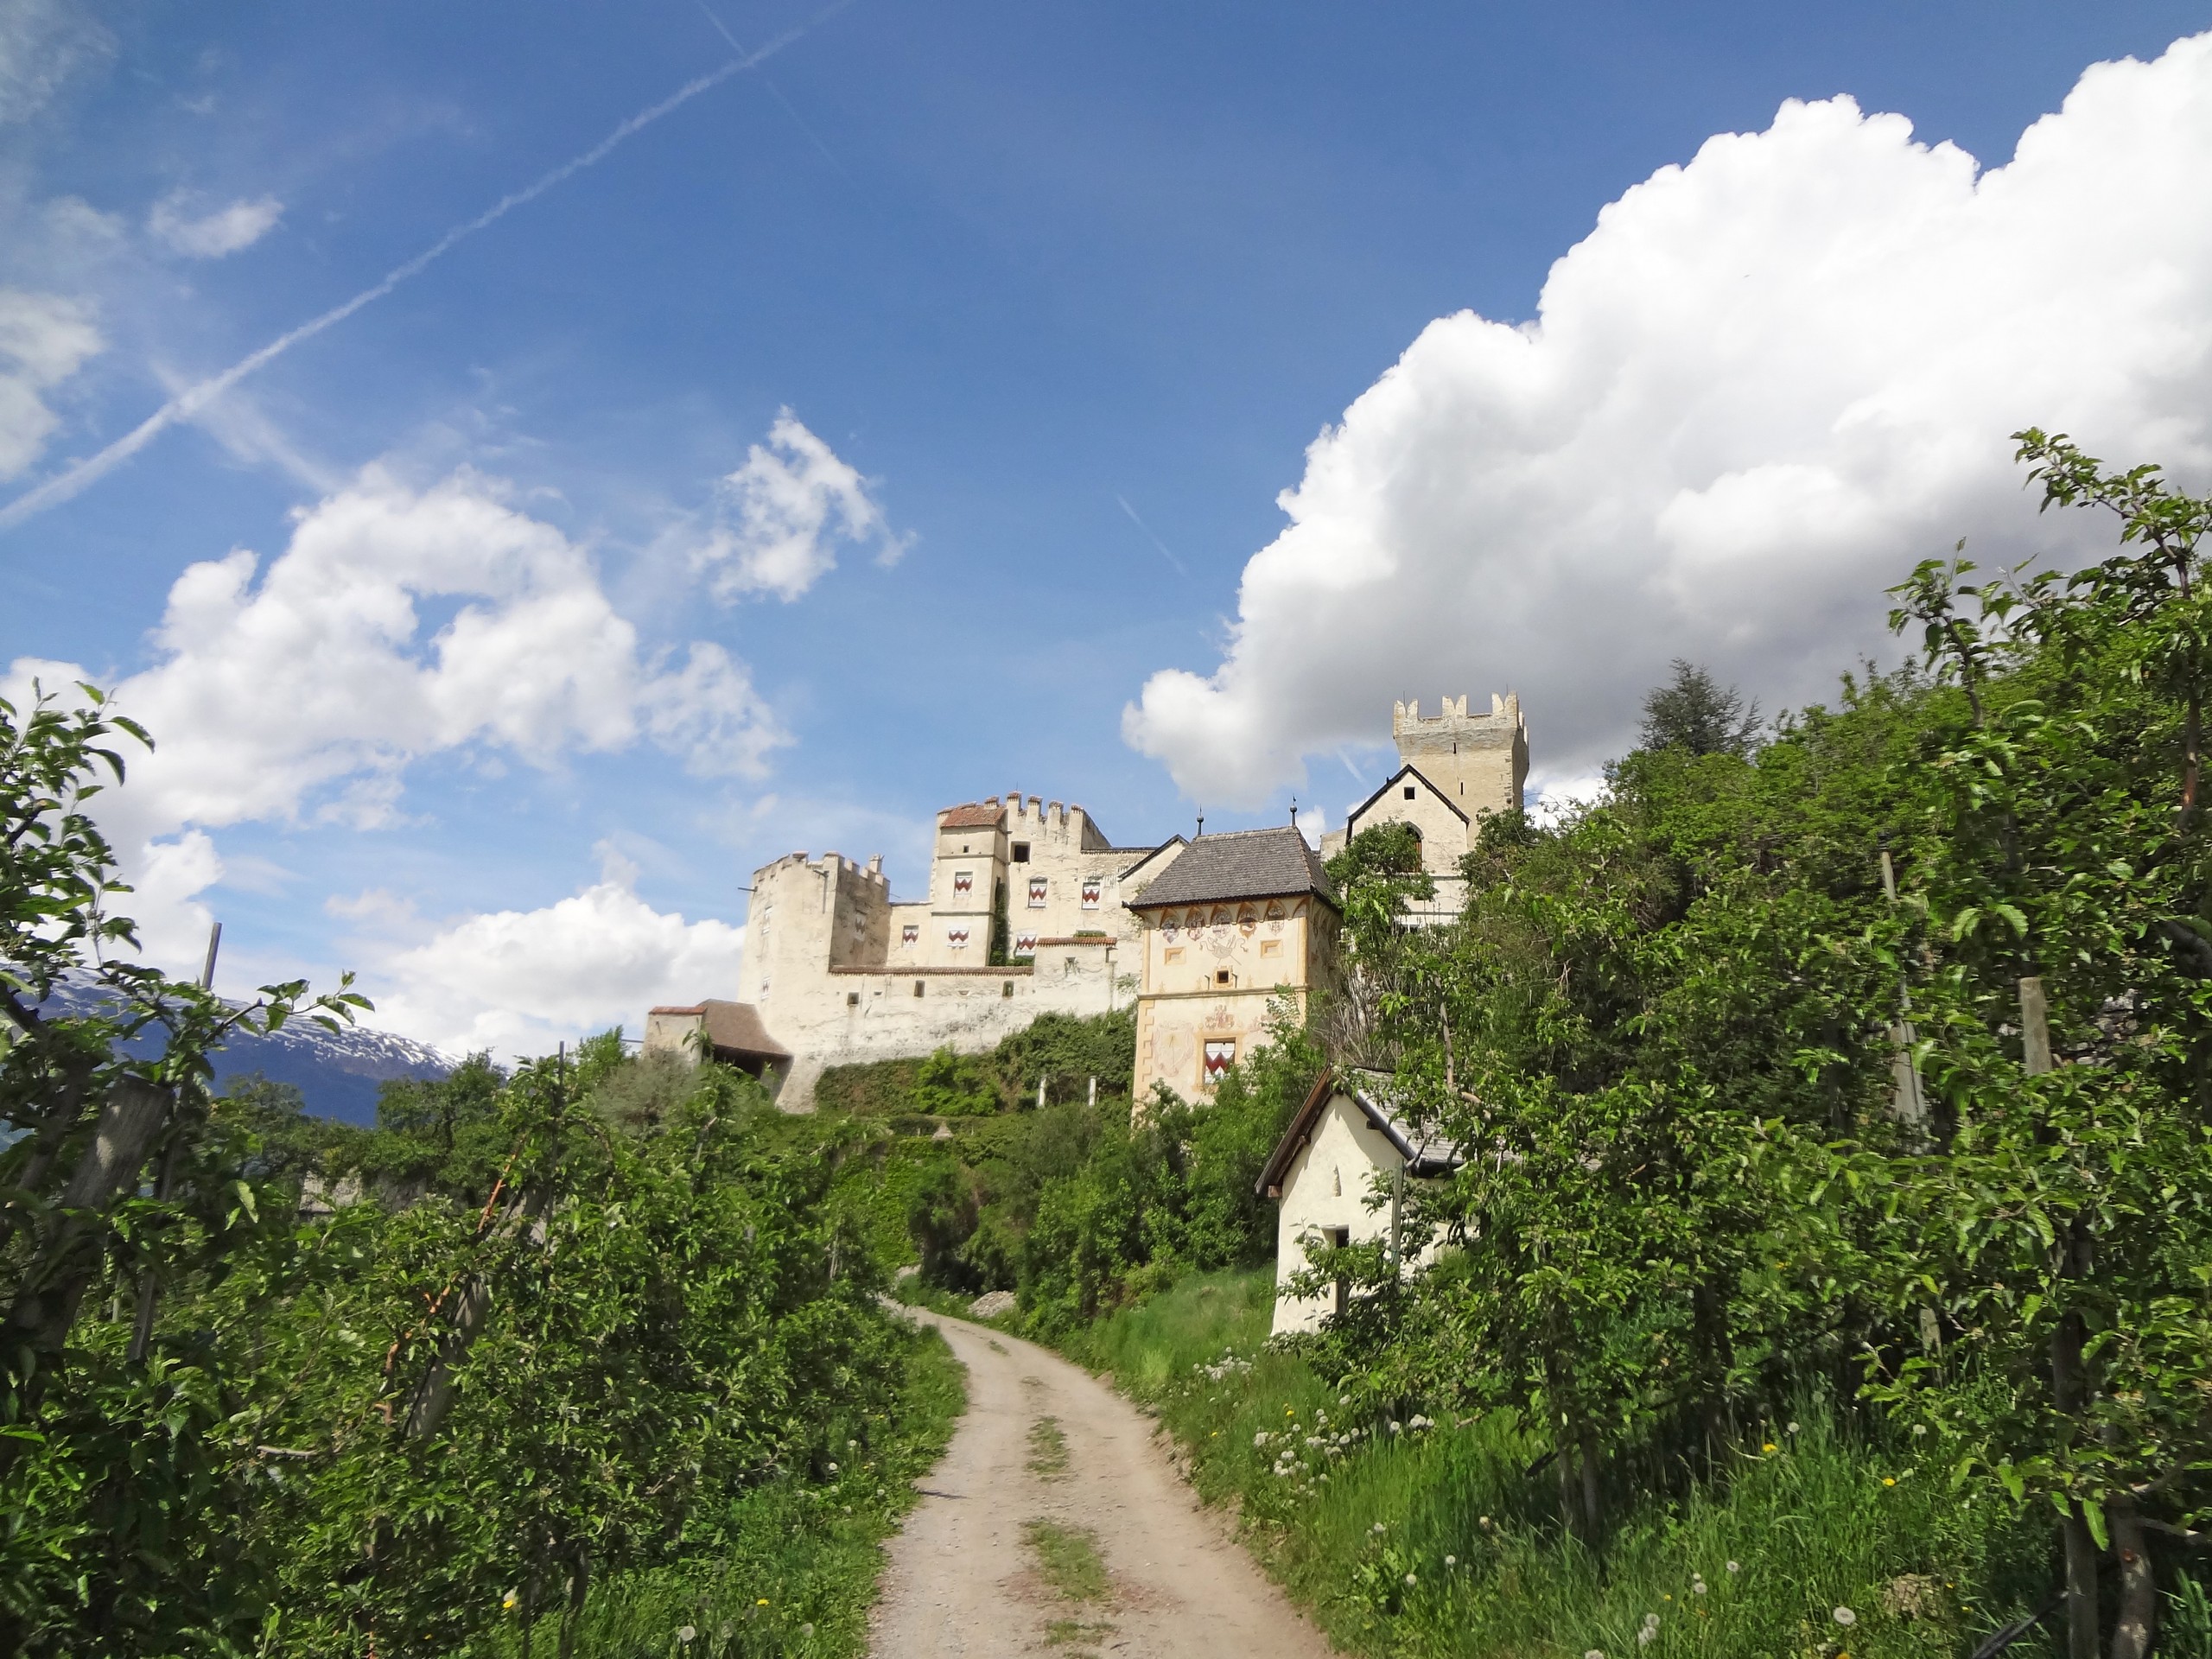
[37,981,454,1126]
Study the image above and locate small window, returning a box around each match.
[1012,842,1030,863]
[1260,938,1282,958]
[1215,968,1231,986]
[1164,947,1184,964]
[913,980,925,998]
[1002,980,1014,998]
[847,991,860,1007]
[1403,785,1416,800]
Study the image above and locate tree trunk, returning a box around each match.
[1692,1278,1730,1464]
[2054,1305,2100,1659]
[2107,1497,2155,1659]
[0,1075,174,1467]
[556,1551,589,1659]
[1578,1421,1602,1536]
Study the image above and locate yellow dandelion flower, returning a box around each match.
[1763,1441,1777,1452]
[1883,1477,1896,1487]
[758,1599,770,1606]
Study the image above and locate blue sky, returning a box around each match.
[3,1,2209,1053]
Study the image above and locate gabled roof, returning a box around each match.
[1345,762,1469,830]
[938,801,1006,830]
[1116,835,1186,880]
[1125,825,1335,912]
[1255,1069,1460,1197]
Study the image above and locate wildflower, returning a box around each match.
[1586,1649,1605,1659]
[801,1624,815,1638]
[1663,1594,1672,1602]
[1910,1424,1928,1436]
[1882,1477,1896,1487]
[1786,1421,1800,1434]
[1372,1522,1388,1535]
[1637,1630,1656,1649]
[1286,1406,1295,1415]
[1833,1606,1857,1627]
[1339,1395,1351,1405]
[1389,1421,1403,1434]
[759,1599,772,1607]
[1478,1516,1492,1529]
[678,1629,697,1646]
[828,1461,839,1472]
[1405,1573,1418,1586]
[503,1592,518,1611]
[1693,1580,1707,1596]
[1762,1441,1777,1453]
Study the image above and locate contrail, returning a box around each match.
[0,3,850,535]
[1116,493,1186,575]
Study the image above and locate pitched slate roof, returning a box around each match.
[938,801,1006,830]
[1255,1069,1460,1197]
[1125,824,1336,911]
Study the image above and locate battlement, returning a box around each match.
[1392,691,1523,742]
[754,849,891,890]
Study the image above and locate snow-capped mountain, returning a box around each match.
[35,981,454,1126]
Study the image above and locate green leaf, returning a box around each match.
[2084,1499,2108,1552]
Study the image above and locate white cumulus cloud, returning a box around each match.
[346,851,748,1058]
[62,464,786,842]
[1124,33,2212,808]
[7,467,789,994]
[0,287,100,479]
[147,191,284,258]
[692,410,906,602]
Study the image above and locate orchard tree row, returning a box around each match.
[1306,434,2212,1659]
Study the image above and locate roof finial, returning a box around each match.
[1194,807,1205,838]
[1289,795,1299,829]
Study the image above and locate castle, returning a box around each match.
[645,693,1528,1106]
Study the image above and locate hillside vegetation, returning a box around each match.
[0,690,957,1657]
[853,435,2212,1659]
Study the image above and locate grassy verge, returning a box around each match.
[503,1320,965,1658]
[1058,1268,2054,1659]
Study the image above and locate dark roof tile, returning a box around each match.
[1127,825,1335,911]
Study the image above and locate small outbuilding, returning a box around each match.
[1255,1069,1460,1336]
[642,1000,793,1090]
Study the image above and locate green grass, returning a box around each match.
[1059,1268,2055,1659]
[499,1321,965,1658]
[1028,1416,1071,1479]
[1022,1520,1111,1602]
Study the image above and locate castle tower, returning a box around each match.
[1390,692,1528,819]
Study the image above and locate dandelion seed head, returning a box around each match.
[1726,1561,1739,1573]
[1833,1606,1857,1626]
[678,1629,697,1645]
[1786,1421,1800,1434]
[1406,1572,1418,1586]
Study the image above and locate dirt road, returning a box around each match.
[868,1308,1338,1658]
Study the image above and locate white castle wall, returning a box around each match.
[741,794,1180,1108]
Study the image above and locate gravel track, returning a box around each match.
[868,1307,1338,1658]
